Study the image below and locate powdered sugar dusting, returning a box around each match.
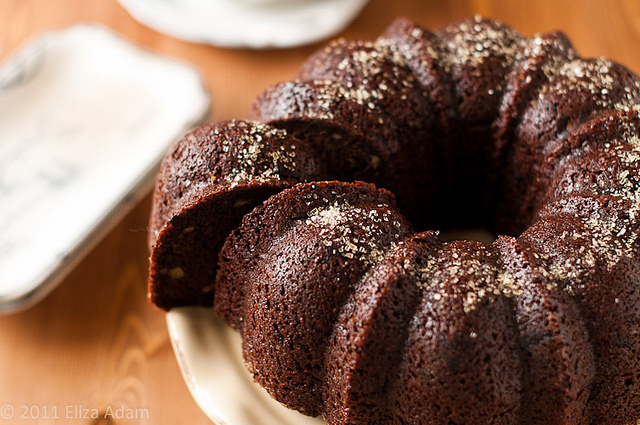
[217,120,299,187]
[405,243,523,313]
[305,200,405,267]
[440,15,525,72]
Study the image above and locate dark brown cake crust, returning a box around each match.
[323,231,441,425]
[253,49,441,226]
[391,240,522,425]
[531,195,640,424]
[250,79,396,183]
[148,16,640,425]
[492,235,594,424]
[502,59,640,235]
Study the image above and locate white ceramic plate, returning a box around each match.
[0,25,210,312]
[167,307,326,424]
[118,0,370,49]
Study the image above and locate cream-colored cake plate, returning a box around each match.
[118,0,370,49]
[167,307,325,424]
[0,25,210,312]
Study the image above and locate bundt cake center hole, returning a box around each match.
[438,228,497,245]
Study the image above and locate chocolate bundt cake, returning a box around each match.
[149,16,640,424]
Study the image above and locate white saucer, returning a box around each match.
[0,25,210,312]
[118,0,370,49]
[167,307,325,424]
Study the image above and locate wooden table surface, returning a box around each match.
[1,0,640,423]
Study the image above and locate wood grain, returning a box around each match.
[1,0,639,423]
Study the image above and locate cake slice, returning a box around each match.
[148,120,322,309]
[215,181,413,416]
